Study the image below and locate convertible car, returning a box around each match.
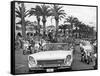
[28,43,73,72]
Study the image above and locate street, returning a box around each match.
[15,47,94,74]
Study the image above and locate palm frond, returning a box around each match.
[15,7,19,12]
[28,5,42,17]
[15,10,22,18]
[41,4,51,16]
[57,6,63,12]
[51,4,66,21]
[16,20,22,24]
[24,10,30,17]
[15,4,28,18]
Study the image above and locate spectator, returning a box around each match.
[39,39,47,51]
[34,41,40,53]
[23,40,30,54]
[23,40,30,50]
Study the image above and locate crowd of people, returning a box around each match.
[78,39,97,69]
[15,32,49,54]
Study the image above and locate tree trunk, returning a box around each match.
[43,22,46,36]
[70,23,74,37]
[37,16,40,34]
[55,19,59,36]
[21,3,26,40]
[42,16,46,37]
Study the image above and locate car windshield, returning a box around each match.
[42,43,73,51]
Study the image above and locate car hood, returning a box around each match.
[29,50,72,60]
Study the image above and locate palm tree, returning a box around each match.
[40,4,52,36]
[77,23,92,38]
[34,24,42,35]
[51,4,66,35]
[59,24,69,36]
[15,3,29,40]
[29,4,51,36]
[65,16,79,36]
[28,5,41,33]
[66,16,79,29]
[73,21,82,38]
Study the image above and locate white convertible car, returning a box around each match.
[28,43,73,72]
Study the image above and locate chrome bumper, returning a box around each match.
[29,64,71,70]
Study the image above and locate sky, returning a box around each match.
[15,2,97,30]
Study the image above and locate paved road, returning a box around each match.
[71,45,94,70]
[15,47,94,74]
[72,53,94,70]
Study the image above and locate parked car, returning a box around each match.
[28,43,73,72]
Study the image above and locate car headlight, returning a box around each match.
[64,55,71,64]
[29,56,36,64]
